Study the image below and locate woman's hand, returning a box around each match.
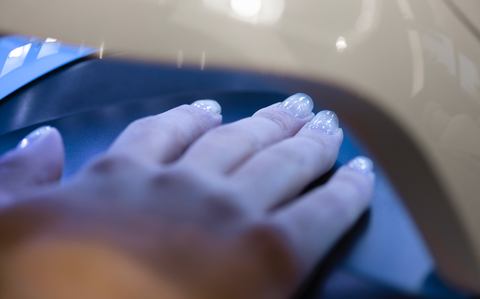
[0,94,374,299]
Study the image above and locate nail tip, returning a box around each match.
[279,93,314,119]
[308,110,340,134]
[17,126,53,149]
[347,156,374,174]
[192,100,222,115]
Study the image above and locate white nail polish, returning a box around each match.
[17,126,53,149]
[347,156,374,174]
[278,93,314,119]
[308,110,339,134]
[191,100,222,115]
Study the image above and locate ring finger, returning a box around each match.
[231,111,343,210]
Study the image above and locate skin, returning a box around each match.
[0,101,374,299]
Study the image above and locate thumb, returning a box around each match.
[0,126,64,205]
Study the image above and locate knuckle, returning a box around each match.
[149,168,246,223]
[322,186,358,223]
[0,151,46,183]
[149,167,189,190]
[0,151,24,171]
[270,141,314,169]
[160,131,188,153]
[120,117,161,142]
[336,172,371,199]
[310,133,332,149]
[0,152,25,186]
[210,125,243,138]
[150,170,174,186]
[298,134,338,161]
[0,150,60,187]
[176,105,207,123]
[203,193,246,222]
[208,125,256,148]
[128,116,157,130]
[256,110,291,133]
[86,154,140,175]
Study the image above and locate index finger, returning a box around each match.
[106,100,222,164]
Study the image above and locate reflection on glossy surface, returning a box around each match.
[0,35,98,100]
[99,42,105,60]
[37,39,61,59]
[356,0,377,32]
[203,0,284,24]
[408,30,424,97]
[459,53,480,98]
[201,52,206,70]
[177,50,183,68]
[230,0,261,17]
[395,0,415,20]
[421,33,456,77]
[8,46,24,58]
[336,36,347,53]
[1,43,31,78]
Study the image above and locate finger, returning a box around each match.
[107,100,222,164]
[178,93,315,174]
[269,157,375,274]
[231,111,343,209]
[0,126,64,204]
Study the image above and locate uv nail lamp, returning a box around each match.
[1,0,480,295]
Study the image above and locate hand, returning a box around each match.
[0,94,374,299]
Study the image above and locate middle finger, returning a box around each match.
[177,94,314,174]
[231,111,343,209]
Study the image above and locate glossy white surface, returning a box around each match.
[1,0,480,292]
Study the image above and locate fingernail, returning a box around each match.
[347,156,374,174]
[278,93,314,118]
[308,110,339,134]
[17,126,53,149]
[191,100,221,115]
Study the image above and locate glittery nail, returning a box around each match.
[192,100,222,115]
[347,156,374,174]
[308,110,339,134]
[278,93,314,119]
[17,126,53,149]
